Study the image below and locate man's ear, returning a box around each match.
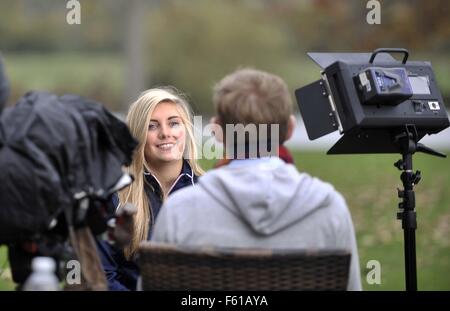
[209,116,223,143]
[285,115,296,142]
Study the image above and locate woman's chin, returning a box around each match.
[155,153,183,162]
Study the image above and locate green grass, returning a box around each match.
[0,246,14,290]
[298,152,450,290]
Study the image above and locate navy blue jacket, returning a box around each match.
[97,160,198,290]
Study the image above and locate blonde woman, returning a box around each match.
[98,87,203,290]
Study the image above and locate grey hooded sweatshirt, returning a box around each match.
[153,157,362,290]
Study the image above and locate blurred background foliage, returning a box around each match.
[0,0,449,291]
[0,0,449,114]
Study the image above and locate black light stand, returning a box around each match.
[393,125,446,291]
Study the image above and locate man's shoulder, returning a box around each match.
[295,170,349,212]
[166,184,198,204]
[164,167,231,207]
[164,176,213,211]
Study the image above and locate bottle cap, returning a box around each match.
[31,256,56,272]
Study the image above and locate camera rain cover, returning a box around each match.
[0,91,137,243]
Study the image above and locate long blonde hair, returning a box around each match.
[119,87,204,259]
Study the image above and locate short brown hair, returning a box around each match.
[213,68,292,144]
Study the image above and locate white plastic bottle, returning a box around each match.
[23,257,60,291]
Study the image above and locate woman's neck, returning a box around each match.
[148,159,184,196]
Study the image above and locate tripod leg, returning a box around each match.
[398,151,418,291]
[404,224,417,291]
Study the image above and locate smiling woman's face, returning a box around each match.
[144,101,186,165]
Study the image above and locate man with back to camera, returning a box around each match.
[152,68,362,290]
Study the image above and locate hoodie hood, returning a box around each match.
[198,157,335,236]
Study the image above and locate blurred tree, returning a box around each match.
[124,0,146,108]
[0,0,448,55]
[0,0,125,52]
[145,0,296,114]
[0,0,448,111]
[272,0,450,53]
